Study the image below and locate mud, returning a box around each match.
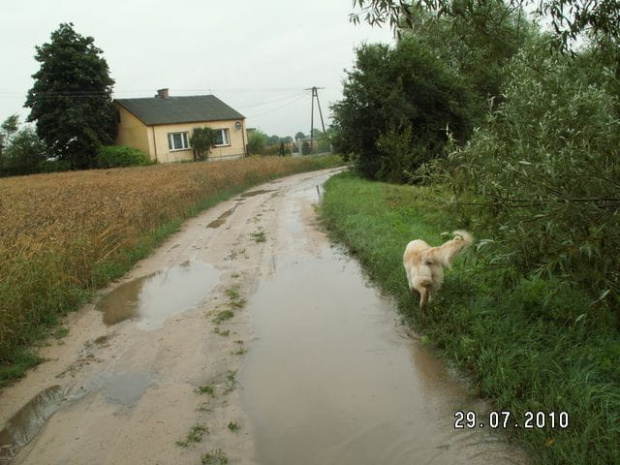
[240,189,275,198]
[237,179,529,465]
[0,167,529,464]
[0,386,66,464]
[96,260,219,330]
[207,207,236,229]
[240,251,528,465]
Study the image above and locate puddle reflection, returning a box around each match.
[0,386,67,464]
[96,261,219,330]
[240,247,529,465]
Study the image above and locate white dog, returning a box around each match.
[403,230,473,319]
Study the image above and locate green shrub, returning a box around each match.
[436,40,620,324]
[38,158,71,173]
[331,36,475,182]
[247,131,267,155]
[96,145,152,168]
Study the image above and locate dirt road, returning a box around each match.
[0,168,339,464]
[1,167,528,465]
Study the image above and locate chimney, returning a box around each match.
[156,88,170,99]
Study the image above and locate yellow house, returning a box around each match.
[114,89,247,163]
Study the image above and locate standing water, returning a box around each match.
[239,179,529,465]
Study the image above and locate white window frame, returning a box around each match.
[168,132,189,151]
[214,128,230,147]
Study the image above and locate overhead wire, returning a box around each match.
[245,93,308,119]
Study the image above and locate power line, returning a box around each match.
[237,91,307,111]
[246,93,307,119]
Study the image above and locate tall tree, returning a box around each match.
[25,23,117,169]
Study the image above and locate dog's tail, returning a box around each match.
[452,230,473,246]
[433,230,474,269]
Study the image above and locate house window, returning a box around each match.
[168,132,189,151]
[215,129,230,146]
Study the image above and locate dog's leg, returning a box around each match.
[419,285,430,321]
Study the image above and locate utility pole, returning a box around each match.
[305,86,326,153]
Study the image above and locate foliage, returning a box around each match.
[432,40,620,323]
[0,114,19,149]
[374,125,418,183]
[321,171,620,464]
[96,145,151,168]
[247,131,296,156]
[25,23,116,170]
[1,127,48,176]
[190,127,218,161]
[247,130,268,155]
[0,116,48,176]
[299,141,310,156]
[401,2,533,108]
[350,0,620,52]
[331,35,475,182]
[38,159,71,173]
[0,115,20,169]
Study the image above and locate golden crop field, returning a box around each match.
[0,155,341,381]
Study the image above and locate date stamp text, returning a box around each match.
[454,411,569,429]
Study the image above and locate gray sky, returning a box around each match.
[1,0,394,138]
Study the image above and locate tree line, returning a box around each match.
[332,0,619,324]
[247,129,333,156]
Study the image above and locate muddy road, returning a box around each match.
[0,168,528,464]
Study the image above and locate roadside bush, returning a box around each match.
[38,158,71,173]
[438,41,620,324]
[247,131,268,155]
[96,145,151,168]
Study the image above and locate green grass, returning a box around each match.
[224,285,246,309]
[196,384,215,396]
[175,424,209,447]
[320,170,620,465]
[227,421,241,432]
[201,449,228,465]
[251,230,266,243]
[213,310,235,324]
[53,327,69,340]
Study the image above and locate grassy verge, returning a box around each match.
[320,170,620,465]
[0,154,343,386]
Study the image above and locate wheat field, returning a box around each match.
[0,155,341,380]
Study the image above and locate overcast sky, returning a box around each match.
[1,0,394,138]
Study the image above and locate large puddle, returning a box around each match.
[96,260,219,330]
[239,209,528,464]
